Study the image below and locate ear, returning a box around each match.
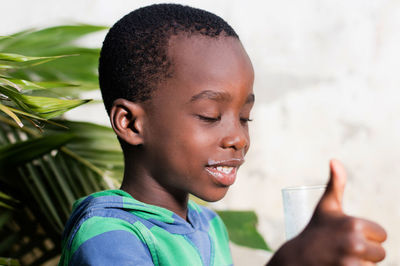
[110,98,145,146]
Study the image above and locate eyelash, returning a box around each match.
[241,118,253,123]
[197,115,253,124]
[198,115,221,122]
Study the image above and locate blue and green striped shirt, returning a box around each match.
[59,190,232,265]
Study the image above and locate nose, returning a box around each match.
[220,123,249,151]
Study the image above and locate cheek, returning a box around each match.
[190,127,218,147]
[246,129,251,147]
[175,123,216,156]
[245,139,251,155]
[239,126,251,156]
[172,123,221,173]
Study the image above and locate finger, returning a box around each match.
[340,257,362,266]
[317,159,347,213]
[360,262,375,266]
[341,258,375,266]
[360,218,387,243]
[359,240,386,263]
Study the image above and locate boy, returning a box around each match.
[59,4,386,265]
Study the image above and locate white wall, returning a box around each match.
[2,1,399,265]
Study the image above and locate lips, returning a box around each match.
[205,158,244,186]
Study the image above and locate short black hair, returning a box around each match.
[98,3,239,114]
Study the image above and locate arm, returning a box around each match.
[267,160,387,266]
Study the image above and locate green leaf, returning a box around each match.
[0,25,108,55]
[0,64,13,70]
[0,211,12,228]
[0,85,91,119]
[0,26,104,93]
[0,103,23,127]
[0,202,15,210]
[0,191,19,210]
[13,52,99,85]
[0,191,18,203]
[0,52,68,63]
[216,210,272,251]
[34,80,80,89]
[3,105,64,125]
[0,133,74,168]
[45,121,124,179]
[0,53,74,72]
[0,24,113,259]
[0,257,20,266]
[0,76,46,90]
[0,106,69,131]
[23,96,91,119]
[0,77,22,91]
[0,77,80,93]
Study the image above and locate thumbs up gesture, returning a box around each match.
[268,159,387,266]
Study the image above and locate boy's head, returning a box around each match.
[99,4,254,202]
[99,3,238,114]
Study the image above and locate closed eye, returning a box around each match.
[240,117,253,124]
[197,115,221,123]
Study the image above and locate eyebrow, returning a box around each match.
[190,90,231,103]
[190,90,255,104]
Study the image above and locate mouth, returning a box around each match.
[205,158,244,186]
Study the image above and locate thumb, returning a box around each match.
[317,159,347,213]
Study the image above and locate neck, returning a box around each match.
[120,152,189,220]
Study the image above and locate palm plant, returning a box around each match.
[0,25,270,265]
[0,25,124,265]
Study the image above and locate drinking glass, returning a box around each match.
[282,185,326,240]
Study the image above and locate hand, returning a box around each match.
[268,159,387,266]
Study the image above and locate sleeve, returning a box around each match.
[69,230,154,266]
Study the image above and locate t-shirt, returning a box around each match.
[59,190,233,266]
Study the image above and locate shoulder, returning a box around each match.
[60,191,154,265]
[62,210,153,265]
[70,229,153,265]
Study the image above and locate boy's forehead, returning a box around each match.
[147,34,254,109]
[166,34,254,89]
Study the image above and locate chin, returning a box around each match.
[194,187,229,202]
